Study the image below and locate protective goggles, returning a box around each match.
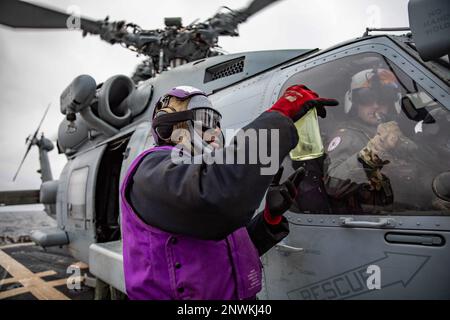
[152,107,222,140]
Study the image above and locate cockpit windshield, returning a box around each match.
[281,52,450,215]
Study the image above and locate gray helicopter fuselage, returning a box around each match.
[54,34,450,299]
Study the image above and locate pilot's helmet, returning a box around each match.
[151,86,222,146]
[344,68,402,114]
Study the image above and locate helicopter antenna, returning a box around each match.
[12,103,51,181]
[363,27,410,37]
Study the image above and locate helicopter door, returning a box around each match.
[95,134,131,243]
[61,144,107,262]
[261,47,450,299]
[88,122,153,294]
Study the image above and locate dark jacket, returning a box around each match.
[128,111,298,255]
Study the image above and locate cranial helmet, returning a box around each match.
[151,86,222,147]
[344,68,402,114]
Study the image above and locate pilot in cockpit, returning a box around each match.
[324,68,421,212]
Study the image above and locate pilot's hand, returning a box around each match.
[367,121,403,154]
[264,166,305,224]
[267,85,339,121]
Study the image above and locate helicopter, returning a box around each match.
[0,0,449,300]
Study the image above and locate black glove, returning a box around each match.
[266,166,305,217]
[293,97,339,121]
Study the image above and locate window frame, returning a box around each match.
[267,37,450,227]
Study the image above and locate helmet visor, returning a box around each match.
[353,86,400,107]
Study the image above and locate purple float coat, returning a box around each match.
[120,146,262,300]
[121,111,299,300]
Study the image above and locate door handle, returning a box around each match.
[275,243,304,253]
[340,217,395,228]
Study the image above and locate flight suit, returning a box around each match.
[326,121,378,183]
[325,120,429,211]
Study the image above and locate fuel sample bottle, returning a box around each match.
[289,107,324,161]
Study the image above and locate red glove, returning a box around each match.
[268,85,339,121]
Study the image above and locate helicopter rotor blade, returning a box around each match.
[12,141,33,182]
[0,0,102,34]
[239,0,283,20]
[31,103,51,141]
[12,103,51,182]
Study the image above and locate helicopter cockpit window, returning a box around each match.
[280,52,450,216]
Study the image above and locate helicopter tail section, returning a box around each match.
[0,190,40,206]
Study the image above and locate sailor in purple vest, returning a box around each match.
[120,85,338,300]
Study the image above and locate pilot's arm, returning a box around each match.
[325,128,393,207]
[326,128,369,183]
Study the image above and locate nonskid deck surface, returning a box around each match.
[0,242,94,300]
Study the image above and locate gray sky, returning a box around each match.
[0,0,410,196]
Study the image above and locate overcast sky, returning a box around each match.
[0,0,410,197]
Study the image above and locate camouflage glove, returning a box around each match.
[366,121,403,155]
[358,146,390,169]
[357,146,393,202]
